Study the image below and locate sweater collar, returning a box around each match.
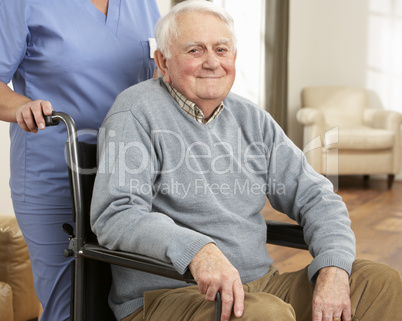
[162,78,224,124]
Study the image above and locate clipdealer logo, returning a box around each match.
[129,177,286,200]
[64,126,339,194]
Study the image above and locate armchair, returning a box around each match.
[297,86,402,188]
[0,214,41,321]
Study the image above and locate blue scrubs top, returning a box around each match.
[0,0,160,206]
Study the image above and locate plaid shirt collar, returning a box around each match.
[162,78,224,124]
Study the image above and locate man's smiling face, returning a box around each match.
[158,12,237,112]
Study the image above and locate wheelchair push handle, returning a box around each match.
[44,111,60,127]
[42,111,77,135]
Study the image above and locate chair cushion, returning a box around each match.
[324,126,394,150]
[0,282,13,321]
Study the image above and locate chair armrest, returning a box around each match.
[296,108,325,126]
[296,109,326,170]
[81,243,196,284]
[265,220,308,250]
[82,219,309,283]
[364,109,402,130]
[81,243,224,318]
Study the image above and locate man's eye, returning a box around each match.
[217,48,229,55]
[188,48,204,56]
[188,47,202,53]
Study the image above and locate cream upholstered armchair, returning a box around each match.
[0,214,41,321]
[296,86,402,188]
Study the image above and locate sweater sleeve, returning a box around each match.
[90,107,214,275]
[264,114,356,282]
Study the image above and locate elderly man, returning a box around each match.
[91,1,402,321]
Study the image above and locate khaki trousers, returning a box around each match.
[122,259,402,321]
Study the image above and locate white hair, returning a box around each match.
[155,0,237,58]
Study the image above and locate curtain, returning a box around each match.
[264,0,289,132]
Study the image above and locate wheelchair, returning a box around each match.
[45,111,308,321]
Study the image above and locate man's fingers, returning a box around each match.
[204,283,219,301]
[203,285,233,321]
[203,280,244,321]
[341,306,352,321]
[311,308,323,321]
[189,244,243,321]
[220,287,234,321]
[233,279,244,318]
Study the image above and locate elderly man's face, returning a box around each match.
[157,12,237,111]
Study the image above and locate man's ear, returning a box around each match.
[154,50,170,82]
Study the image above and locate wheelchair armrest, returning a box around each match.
[81,242,196,284]
[265,220,308,250]
[80,243,223,317]
[81,220,308,286]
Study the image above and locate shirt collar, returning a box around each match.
[162,78,224,124]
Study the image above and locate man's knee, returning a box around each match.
[349,259,402,318]
[241,292,296,321]
[350,259,401,291]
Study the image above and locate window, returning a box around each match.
[367,0,402,112]
[213,0,265,106]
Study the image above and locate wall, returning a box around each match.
[288,0,402,179]
[156,0,170,15]
[288,0,369,145]
[0,121,12,215]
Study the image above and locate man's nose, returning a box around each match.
[202,51,220,69]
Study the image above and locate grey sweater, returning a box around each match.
[91,78,356,320]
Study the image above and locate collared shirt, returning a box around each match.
[163,78,224,124]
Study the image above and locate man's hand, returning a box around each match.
[189,243,244,321]
[312,266,351,321]
[16,100,53,133]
